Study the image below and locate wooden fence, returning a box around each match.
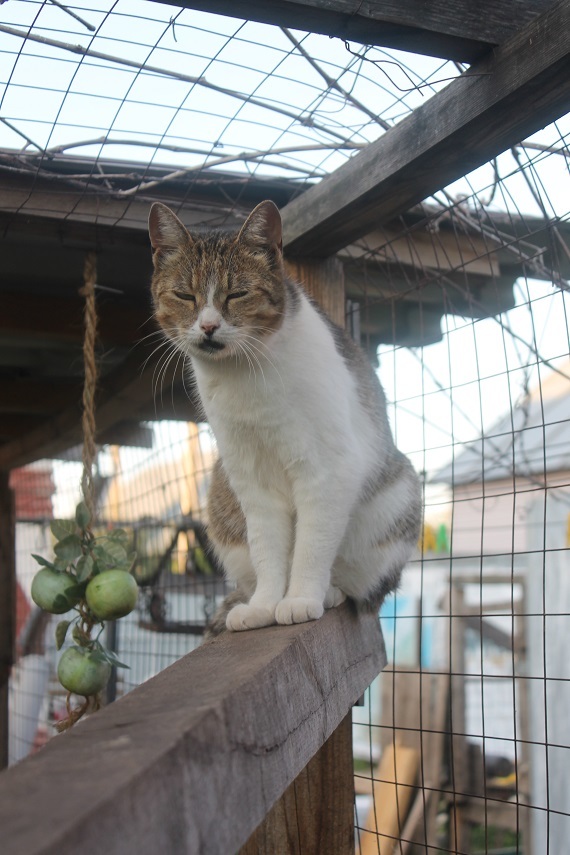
[0,601,386,855]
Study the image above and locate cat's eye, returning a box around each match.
[174,290,196,303]
[226,290,248,302]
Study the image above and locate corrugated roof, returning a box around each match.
[432,367,570,485]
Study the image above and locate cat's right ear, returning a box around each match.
[148,203,191,256]
[237,200,283,255]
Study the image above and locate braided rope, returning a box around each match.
[80,252,98,525]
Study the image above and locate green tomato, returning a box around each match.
[58,646,111,696]
[31,568,81,615]
[86,570,138,621]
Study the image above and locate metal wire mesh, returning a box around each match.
[2,2,570,853]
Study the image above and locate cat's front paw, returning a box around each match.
[324,585,347,609]
[275,597,324,625]
[226,603,276,631]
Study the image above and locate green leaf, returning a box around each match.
[107,528,129,544]
[71,626,84,645]
[65,583,87,600]
[76,554,94,583]
[75,501,91,530]
[102,648,130,669]
[88,649,109,664]
[92,545,110,568]
[31,554,59,571]
[91,559,105,576]
[112,553,138,575]
[55,620,71,650]
[53,594,71,613]
[95,539,128,567]
[51,519,76,541]
[109,656,130,670]
[54,534,83,562]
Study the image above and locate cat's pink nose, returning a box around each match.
[200,320,220,337]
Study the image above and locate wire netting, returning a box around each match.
[2,2,570,853]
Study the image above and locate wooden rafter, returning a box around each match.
[1,2,569,470]
[280,0,570,256]
[152,0,555,62]
[0,347,200,470]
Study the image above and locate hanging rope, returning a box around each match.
[80,251,98,524]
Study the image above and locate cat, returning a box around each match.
[148,199,422,632]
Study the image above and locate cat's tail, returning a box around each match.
[203,588,248,641]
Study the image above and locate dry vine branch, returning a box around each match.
[0,25,355,146]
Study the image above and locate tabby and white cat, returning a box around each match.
[148,200,422,632]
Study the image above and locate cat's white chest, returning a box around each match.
[195,362,286,428]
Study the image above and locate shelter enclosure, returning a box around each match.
[1,1,569,853]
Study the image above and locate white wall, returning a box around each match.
[526,490,570,855]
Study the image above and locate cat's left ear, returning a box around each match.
[148,203,191,254]
[237,200,283,255]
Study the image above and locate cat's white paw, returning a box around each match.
[226,603,276,631]
[324,585,347,609]
[275,597,324,625]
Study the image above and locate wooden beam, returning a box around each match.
[285,256,346,326]
[0,378,83,415]
[151,0,554,62]
[0,414,52,441]
[0,601,386,855]
[0,472,16,769]
[0,293,150,348]
[0,345,200,471]
[281,0,570,256]
[240,712,355,854]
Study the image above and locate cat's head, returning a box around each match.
[148,200,286,362]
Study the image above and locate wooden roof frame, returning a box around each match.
[1,0,569,470]
[154,0,556,63]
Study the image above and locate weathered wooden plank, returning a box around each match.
[0,346,200,471]
[240,712,355,854]
[0,378,84,415]
[0,292,150,348]
[0,601,386,855]
[281,0,570,256]
[360,743,419,855]
[151,0,554,62]
[0,472,16,769]
[285,256,345,326]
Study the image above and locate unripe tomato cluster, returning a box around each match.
[30,505,138,705]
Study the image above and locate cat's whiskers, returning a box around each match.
[165,350,184,415]
[180,353,197,406]
[137,325,190,374]
[239,339,271,391]
[152,340,181,415]
[129,320,175,362]
[239,332,285,391]
[237,339,267,391]
[151,330,199,413]
[134,328,168,347]
[139,335,174,376]
[234,340,257,383]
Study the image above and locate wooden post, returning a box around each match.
[240,712,355,855]
[0,471,16,769]
[285,256,346,328]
